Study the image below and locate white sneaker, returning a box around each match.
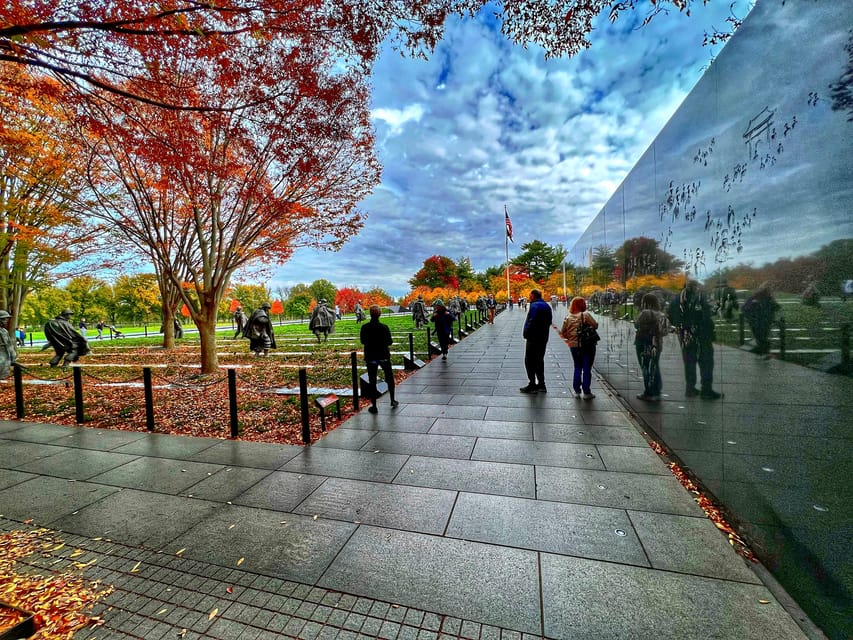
[581,392,595,399]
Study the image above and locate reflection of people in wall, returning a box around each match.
[668,281,722,400]
[634,294,668,402]
[742,282,781,355]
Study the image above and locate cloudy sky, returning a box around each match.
[271,1,753,298]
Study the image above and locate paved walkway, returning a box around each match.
[0,309,810,639]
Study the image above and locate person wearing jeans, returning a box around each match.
[562,296,598,398]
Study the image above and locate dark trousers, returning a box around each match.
[366,359,395,405]
[680,339,714,391]
[636,345,662,396]
[570,346,596,393]
[437,332,451,355]
[524,339,548,386]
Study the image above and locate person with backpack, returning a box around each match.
[634,293,669,401]
[561,296,598,398]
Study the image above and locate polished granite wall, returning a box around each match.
[568,1,853,637]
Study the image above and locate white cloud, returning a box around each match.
[272,1,755,297]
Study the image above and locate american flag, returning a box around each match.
[505,206,513,243]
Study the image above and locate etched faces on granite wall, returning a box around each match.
[569,1,853,637]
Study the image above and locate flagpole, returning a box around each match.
[504,206,511,304]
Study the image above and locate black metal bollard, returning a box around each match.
[298,367,311,444]
[73,366,84,424]
[778,317,786,360]
[227,369,239,438]
[13,363,24,419]
[408,333,414,361]
[841,323,850,369]
[144,325,148,337]
[350,351,359,409]
[738,313,745,346]
[426,327,432,360]
[143,367,155,431]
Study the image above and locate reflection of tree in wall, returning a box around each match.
[710,239,852,295]
[829,29,853,121]
[591,245,616,286]
[615,237,684,284]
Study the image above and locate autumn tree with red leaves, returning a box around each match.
[83,22,379,372]
[1,2,712,109]
[0,65,106,329]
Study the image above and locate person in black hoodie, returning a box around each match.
[359,305,399,414]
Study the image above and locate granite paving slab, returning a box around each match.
[0,440,69,468]
[427,418,533,440]
[627,510,761,583]
[231,471,326,511]
[535,466,703,516]
[0,421,81,443]
[446,492,648,566]
[318,526,542,634]
[540,553,807,639]
[0,468,36,491]
[472,438,604,469]
[394,456,535,498]
[0,475,120,523]
[597,444,671,475]
[0,420,28,435]
[310,428,377,450]
[390,392,453,405]
[281,447,408,483]
[448,394,578,410]
[113,432,223,459]
[337,413,436,433]
[189,440,303,469]
[16,447,140,480]
[87,456,225,494]
[293,477,456,534]
[360,432,476,460]
[164,505,356,584]
[398,404,487,420]
[484,406,572,424]
[51,488,222,548]
[533,423,647,446]
[52,427,149,451]
[184,466,274,502]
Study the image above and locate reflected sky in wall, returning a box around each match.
[571,1,853,275]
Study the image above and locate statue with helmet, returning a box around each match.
[43,309,90,368]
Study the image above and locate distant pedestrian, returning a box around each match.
[634,294,668,401]
[78,317,88,336]
[486,294,496,324]
[668,280,721,399]
[233,306,248,338]
[520,289,553,393]
[95,319,105,339]
[16,326,25,347]
[431,299,455,360]
[411,295,427,329]
[43,309,90,368]
[742,282,781,355]
[334,304,342,320]
[561,296,598,398]
[359,305,399,414]
[0,310,17,378]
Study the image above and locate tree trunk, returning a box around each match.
[161,304,175,349]
[197,297,220,374]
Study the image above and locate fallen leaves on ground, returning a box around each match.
[3,345,413,445]
[0,528,113,639]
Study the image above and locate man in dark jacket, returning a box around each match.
[520,289,553,393]
[668,280,721,399]
[359,305,399,414]
[43,309,90,367]
[430,299,455,360]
